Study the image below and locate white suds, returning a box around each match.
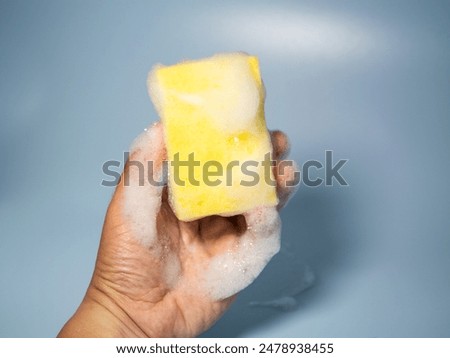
[202,55,260,132]
[202,206,281,300]
[123,125,164,248]
[147,53,261,133]
[163,251,181,288]
[174,92,204,106]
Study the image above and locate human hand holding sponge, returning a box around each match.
[58,53,298,338]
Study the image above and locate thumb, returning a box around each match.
[116,121,167,248]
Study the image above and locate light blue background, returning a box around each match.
[1,0,449,337]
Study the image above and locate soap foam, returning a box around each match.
[202,55,260,133]
[123,124,164,248]
[162,250,181,288]
[202,206,281,300]
[147,53,261,134]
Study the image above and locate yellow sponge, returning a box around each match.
[148,53,278,221]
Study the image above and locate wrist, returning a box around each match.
[57,285,147,338]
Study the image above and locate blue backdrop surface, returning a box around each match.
[1,0,449,337]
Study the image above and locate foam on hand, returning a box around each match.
[202,206,281,300]
[122,123,283,301]
[147,53,278,221]
[122,124,165,249]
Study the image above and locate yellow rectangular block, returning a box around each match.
[148,53,278,221]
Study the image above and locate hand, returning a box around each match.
[58,122,297,337]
